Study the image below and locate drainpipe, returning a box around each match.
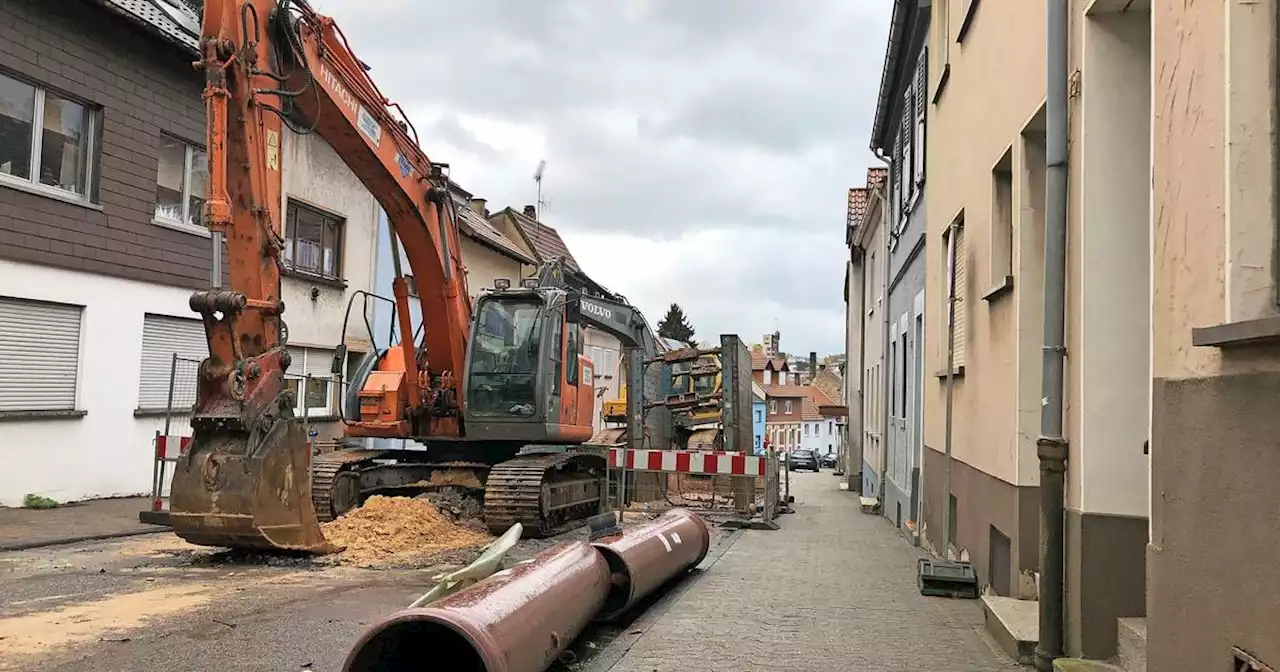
[1036,0,1069,669]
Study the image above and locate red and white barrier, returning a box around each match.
[608,448,767,477]
[147,434,192,515]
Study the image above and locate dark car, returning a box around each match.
[788,449,820,472]
[819,452,838,469]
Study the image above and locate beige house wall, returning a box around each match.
[457,235,532,305]
[859,192,886,497]
[924,0,1047,489]
[1147,0,1280,669]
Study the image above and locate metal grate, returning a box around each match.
[101,0,200,51]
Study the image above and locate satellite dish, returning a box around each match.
[534,160,546,182]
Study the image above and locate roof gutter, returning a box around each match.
[869,0,913,152]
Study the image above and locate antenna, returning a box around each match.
[534,159,547,220]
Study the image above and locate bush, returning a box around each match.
[23,494,59,509]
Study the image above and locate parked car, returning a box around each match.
[819,452,838,469]
[787,449,820,472]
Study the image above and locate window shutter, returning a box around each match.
[0,297,82,412]
[952,225,967,366]
[915,47,928,186]
[138,314,208,410]
[892,136,902,215]
[902,89,914,205]
[303,347,336,380]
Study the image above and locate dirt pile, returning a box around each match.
[320,496,491,567]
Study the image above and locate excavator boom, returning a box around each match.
[170,0,470,552]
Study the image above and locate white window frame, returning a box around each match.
[784,400,793,415]
[288,347,341,418]
[769,399,778,414]
[152,135,209,237]
[0,72,100,206]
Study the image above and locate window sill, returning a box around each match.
[134,407,194,418]
[982,275,1015,301]
[152,217,211,238]
[934,365,966,379]
[297,414,341,423]
[0,177,102,211]
[0,409,88,422]
[932,64,952,105]
[1191,315,1280,348]
[283,269,349,289]
[957,0,981,43]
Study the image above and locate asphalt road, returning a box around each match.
[0,515,738,672]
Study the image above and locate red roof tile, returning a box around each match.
[867,167,888,190]
[848,187,868,229]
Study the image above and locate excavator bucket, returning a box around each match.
[169,418,338,554]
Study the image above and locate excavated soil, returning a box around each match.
[319,496,491,568]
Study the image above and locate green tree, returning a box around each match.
[656,303,696,346]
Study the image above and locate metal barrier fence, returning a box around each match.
[604,448,781,529]
[140,353,336,525]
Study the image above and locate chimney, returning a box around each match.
[523,204,537,219]
[809,352,817,384]
[468,198,487,217]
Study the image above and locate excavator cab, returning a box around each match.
[462,283,594,444]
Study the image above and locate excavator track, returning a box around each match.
[311,449,386,523]
[483,451,607,538]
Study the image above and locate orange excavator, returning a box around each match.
[169,0,621,552]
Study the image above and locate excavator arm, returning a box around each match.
[170,0,472,552]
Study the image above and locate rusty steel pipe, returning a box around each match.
[343,540,610,672]
[591,508,711,622]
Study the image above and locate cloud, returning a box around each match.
[308,0,890,355]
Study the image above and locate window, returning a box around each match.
[769,399,778,414]
[763,368,772,385]
[587,345,617,378]
[154,135,208,232]
[137,314,208,411]
[943,214,967,368]
[784,400,793,415]
[285,346,341,417]
[0,296,83,412]
[283,200,345,280]
[566,323,580,386]
[991,147,1014,284]
[829,420,834,434]
[804,424,810,437]
[0,72,101,202]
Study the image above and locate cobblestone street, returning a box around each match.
[596,471,1022,672]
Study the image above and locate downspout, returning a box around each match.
[1036,0,1069,669]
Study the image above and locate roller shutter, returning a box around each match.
[0,297,82,412]
[138,314,208,411]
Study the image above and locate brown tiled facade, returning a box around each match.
[0,0,219,289]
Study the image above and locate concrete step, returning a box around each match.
[1054,658,1125,672]
[1116,617,1147,672]
[981,595,1038,666]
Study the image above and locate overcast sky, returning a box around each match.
[313,0,890,356]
